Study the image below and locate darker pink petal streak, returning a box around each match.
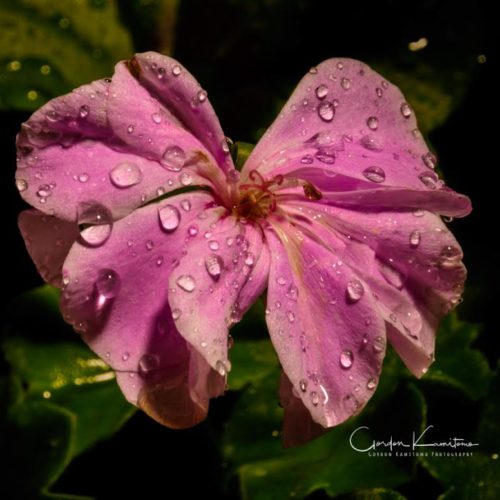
[16,53,471,445]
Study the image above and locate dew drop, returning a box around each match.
[317,101,335,122]
[36,184,53,198]
[409,230,421,248]
[362,165,386,183]
[158,204,181,232]
[341,77,351,90]
[419,172,438,189]
[376,87,383,97]
[301,155,314,164]
[400,102,412,118]
[276,276,286,286]
[315,149,336,164]
[78,202,113,247]
[171,308,181,320]
[286,284,299,301]
[216,360,227,376]
[162,146,185,172]
[180,199,191,211]
[373,336,385,353]
[180,172,192,186]
[310,391,320,406]
[360,135,383,152]
[79,104,89,118]
[286,310,295,323]
[16,179,28,192]
[96,268,121,298]
[208,240,219,251]
[205,254,223,280]
[122,351,130,361]
[346,279,364,302]
[188,224,199,237]
[176,274,196,292]
[221,137,233,154]
[315,84,328,99]
[139,354,160,374]
[340,349,354,369]
[172,64,181,76]
[244,252,255,266]
[367,378,377,390]
[367,116,379,130]
[151,112,162,124]
[110,162,143,188]
[78,173,89,183]
[422,152,437,170]
[299,379,308,392]
[197,90,207,103]
[156,256,164,267]
[127,124,134,134]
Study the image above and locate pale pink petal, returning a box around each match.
[243,58,471,217]
[168,217,269,376]
[18,210,79,287]
[60,191,223,426]
[265,222,386,429]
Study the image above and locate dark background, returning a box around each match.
[1,0,498,498]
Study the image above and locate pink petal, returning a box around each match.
[60,191,223,426]
[168,216,269,376]
[242,58,471,217]
[16,54,231,222]
[283,200,465,376]
[264,222,386,428]
[18,210,79,287]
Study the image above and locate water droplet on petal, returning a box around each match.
[209,240,219,251]
[341,77,351,90]
[36,184,53,198]
[205,254,223,280]
[180,199,191,211]
[156,256,164,267]
[367,116,379,130]
[78,173,89,183]
[79,104,89,118]
[315,84,328,99]
[110,162,143,188]
[373,336,385,353]
[139,354,160,374]
[172,308,181,320]
[286,284,299,301]
[78,202,113,247]
[276,276,286,286]
[16,179,28,192]
[301,155,314,164]
[310,391,320,406]
[180,172,192,186]
[360,135,383,152]
[367,378,377,390]
[400,102,412,118]
[176,274,196,292]
[419,172,438,189]
[197,90,207,103]
[122,351,130,361]
[340,349,354,369]
[221,137,233,154]
[162,146,185,172]
[317,101,335,122]
[127,124,134,134]
[299,379,308,392]
[422,152,437,169]
[362,166,386,183]
[309,66,318,74]
[410,230,421,248]
[244,252,255,266]
[96,268,120,298]
[188,224,199,237]
[151,112,162,124]
[216,359,228,376]
[159,204,181,232]
[286,310,295,323]
[346,279,364,302]
[376,87,383,97]
[172,64,181,76]
[315,148,336,164]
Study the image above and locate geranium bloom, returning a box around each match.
[16,52,470,445]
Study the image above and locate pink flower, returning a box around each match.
[16,53,471,446]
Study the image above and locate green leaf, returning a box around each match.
[3,285,135,456]
[4,401,75,499]
[477,364,500,452]
[0,0,133,110]
[423,313,491,400]
[223,350,426,500]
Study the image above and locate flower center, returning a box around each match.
[233,170,283,220]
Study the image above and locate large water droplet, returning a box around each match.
[110,162,143,188]
[317,101,335,122]
[162,146,185,172]
[346,279,364,302]
[96,268,121,298]
[158,204,181,232]
[286,284,299,301]
[360,135,383,152]
[197,90,207,103]
[151,112,162,124]
[373,336,385,353]
[315,148,336,164]
[310,391,320,406]
[180,172,192,186]
[216,359,228,376]
[172,64,181,76]
[78,202,113,247]
[409,230,421,248]
[362,165,386,183]
[36,184,53,198]
[367,116,379,130]
[340,349,354,369]
[205,254,223,280]
[139,354,160,374]
[315,84,328,99]
[400,102,412,118]
[176,274,196,292]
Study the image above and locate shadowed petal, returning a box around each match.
[265,222,386,428]
[18,210,79,287]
